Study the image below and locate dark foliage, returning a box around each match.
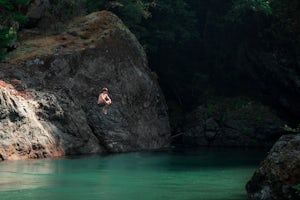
[0,0,30,59]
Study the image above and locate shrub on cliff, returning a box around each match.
[0,0,30,59]
[0,28,16,60]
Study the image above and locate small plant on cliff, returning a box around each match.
[0,0,30,59]
[0,28,14,60]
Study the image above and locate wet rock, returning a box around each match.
[246,134,300,200]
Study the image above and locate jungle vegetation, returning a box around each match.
[1,0,299,127]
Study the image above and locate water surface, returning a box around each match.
[0,148,267,200]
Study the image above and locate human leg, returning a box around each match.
[103,104,109,114]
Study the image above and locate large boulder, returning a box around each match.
[0,11,170,161]
[246,134,300,200]
[179,97,284,147]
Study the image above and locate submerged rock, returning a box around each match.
[246,134,300,200]
[0,11,170,161]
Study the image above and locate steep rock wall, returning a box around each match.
[0,11,170,161]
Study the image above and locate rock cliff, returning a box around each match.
[246,134,300,200]
[0,11,170,161]
[177,97,284,147]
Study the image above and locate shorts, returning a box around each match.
[98,103,105,107]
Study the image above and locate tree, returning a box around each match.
[86,0,198,52]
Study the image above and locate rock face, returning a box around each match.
[0,11,170,161]
[246,134,300,200]
[178,97,284,147]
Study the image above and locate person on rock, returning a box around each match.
[98,87,112,115]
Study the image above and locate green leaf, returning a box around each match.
[12,13,28,24]
[14,0,31,6]
[0,0,14,10]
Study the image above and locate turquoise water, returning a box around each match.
[0,148,266,200]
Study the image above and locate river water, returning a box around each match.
[0,148,267,200]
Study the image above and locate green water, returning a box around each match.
[0,148,267,200]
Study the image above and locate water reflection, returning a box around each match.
[0,148,267,200]
[0,160,56,191]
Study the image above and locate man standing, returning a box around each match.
[98,87,112,115]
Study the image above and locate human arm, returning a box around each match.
[104,94,112,104]
[98,94,103,104]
